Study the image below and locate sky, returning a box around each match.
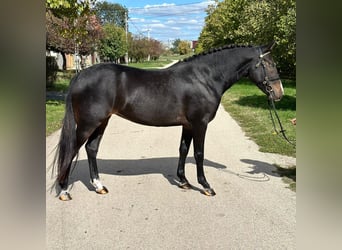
[107,0,216,45]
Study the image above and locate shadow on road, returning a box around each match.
[68,157,226,192]
[239,159,296,191]
[240,159,280,177]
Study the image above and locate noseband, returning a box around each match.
[256,50,281,95]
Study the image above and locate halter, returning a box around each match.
[255,49,280,95]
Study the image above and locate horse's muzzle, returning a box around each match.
[269,80,284,102]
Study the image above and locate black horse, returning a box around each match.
[54,42,283,201]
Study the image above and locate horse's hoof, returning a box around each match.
[96,186,108,195]
[179,182,192,190]
[59,192,72,201]
[202,188,216,196]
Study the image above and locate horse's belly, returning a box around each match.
[116,100,187,127]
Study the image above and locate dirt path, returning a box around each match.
[46,103,295,249]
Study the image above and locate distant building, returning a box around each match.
[191,41,198,50]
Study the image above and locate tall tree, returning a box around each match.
[94,1,127,28]
[46,0,100,70]
[46,10,103,69]
[98,23,126,63]
[197,0,296,78]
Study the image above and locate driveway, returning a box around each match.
[46,104,296,249]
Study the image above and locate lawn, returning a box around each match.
[46,100,65,136]
[46,71,70,136]
[128,59,173,69]
[128,54,190,69]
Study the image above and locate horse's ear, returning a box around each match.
[262,41,276,52]
[268,41,276,51]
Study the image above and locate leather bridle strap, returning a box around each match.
[268,98,296,146]
[256,49,280,94]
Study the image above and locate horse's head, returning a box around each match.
[248,42,284,101]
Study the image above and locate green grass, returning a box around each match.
[46,100,65,136]
[128,59,173,69]
[128,54,192,69]
[46,71,72,136]
[46,71,73,92]
[221,78,296,157]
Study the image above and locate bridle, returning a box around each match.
[255,49,281,96]
[256,49,296,146]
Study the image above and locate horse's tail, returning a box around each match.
[53,77,78,188]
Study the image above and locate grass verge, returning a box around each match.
[46,71,71,136]
[46,100,65,136]
[221,78,296,157]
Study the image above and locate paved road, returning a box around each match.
[46,102,296,249]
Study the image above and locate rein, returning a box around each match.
[257,49,295,146]
[267,98,296,146]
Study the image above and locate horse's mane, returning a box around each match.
[182,44,253,63]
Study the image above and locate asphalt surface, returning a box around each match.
[46,102,296,249]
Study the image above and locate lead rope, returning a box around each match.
[268,98,296,146]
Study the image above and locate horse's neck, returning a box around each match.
[201,50,254,94]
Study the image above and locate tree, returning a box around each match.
[46,0,96,22]
[128,36,149,62]
[178,41,191,55]
[197,0,296,78]
[149,39,164,60]
[46,0,97,42]
[127,36,165,62]
[46,0,101,71]
[171,38,181,54]
[98,24,126,63]
[46,9,103,69]
[94,1,127,28]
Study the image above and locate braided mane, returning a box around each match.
[182,44,253,63]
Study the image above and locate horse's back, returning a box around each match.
[69,63,189,127]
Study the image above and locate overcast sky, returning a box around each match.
[108,0,216,44]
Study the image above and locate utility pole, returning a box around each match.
[74,18,80,73]
[124,10,128,65]
[147,28,150,40]
[147,27,151,61]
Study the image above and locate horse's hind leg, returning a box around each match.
[177,127,193,189]
[58,128,91,201]
[85,116,111,194]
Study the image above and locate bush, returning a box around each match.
[46,56,58,87]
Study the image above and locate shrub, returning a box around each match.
[46,56,58,87]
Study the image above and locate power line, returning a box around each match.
[128,1,214,10]
[130,9,207,18]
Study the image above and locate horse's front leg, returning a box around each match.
[193,124,216,196]
[177,127,193,189]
